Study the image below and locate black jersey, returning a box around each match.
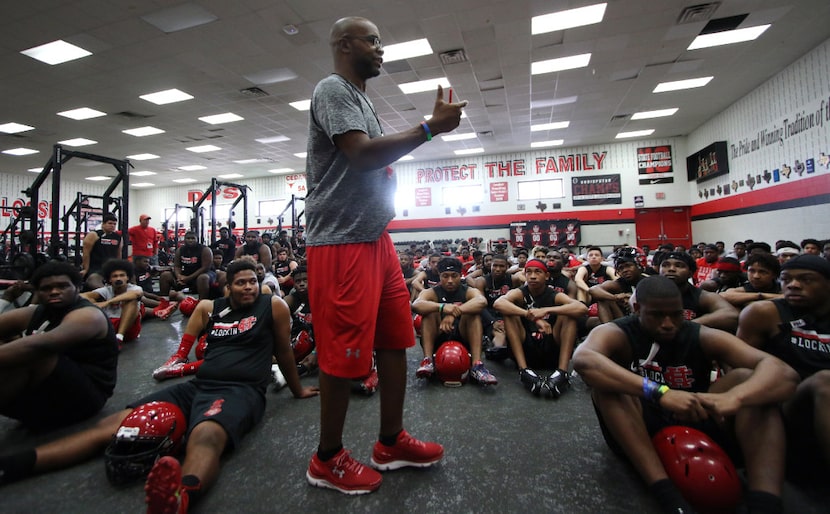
[424,270,440,289]
[768,299,830,379]
[135,269,154,293]
[546,274,571,295]
[679,286,704,321]
[614,315,710,393]
[432,284,467,304]
[89,230,121,273]
[583,264,610,287]
[180,244,207,276]
[288,292,312,336]
[196,295,276,390]
[240,242,263,262]
[212,237,236,266]
[25,297,119,395]
[274,259,294,278]
[482,273,514,310]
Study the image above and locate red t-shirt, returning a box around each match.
[694,257,716,285]
[128,225,158,257]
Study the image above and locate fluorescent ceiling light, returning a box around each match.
[59,138,97,147]
[441,133,477,142]
[382,38,433,62]
[630,108,679,119]
[178,165,206,171]
[268,168,294,174]
[399,77,451,94]
[653,77,713,93]
[85,176,112,181]
[233,159,269,164]
[531,121,570,131]
[132,182,155,188]
[0,122,35,134]
[127,153,160,160]
[130,171,157,177]
[2,148,39,156]
[199,112,243,124]
[256,135,290,143]
[397,155,414,161]
[140,88,194,105]
[186,145,221,153]
[57,107,106,120]
[20,39,91,65]
[289,100,311,111]
[219,173,244,179]
[173,178,197,183]
[616,129,655,138]
[123,126,165,137]
[27,167,42,173]
[688,25,771,50]
[531,140,564,148]
[531,53,592,75]
[454,148,484,155]
[294,152,308,158]
[425,112,466,120]
[532,3,607,35]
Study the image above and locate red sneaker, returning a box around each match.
[153,363,187,381]
[370,430,444,471]
[145,456,188,514]
[359,369,378,396]
[306,448,382,495]
[153,302,179,320]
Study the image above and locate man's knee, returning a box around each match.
[188,420,228,452]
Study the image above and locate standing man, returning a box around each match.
[81,213,123,290]
[211,227,237,267]
[303,16,466,494]
[128,214,158,266]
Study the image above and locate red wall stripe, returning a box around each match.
[388,208,637,231]
[690,174,830,217]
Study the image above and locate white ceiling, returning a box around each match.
[1,0,829,185]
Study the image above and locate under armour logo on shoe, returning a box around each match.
[332,467,345,478]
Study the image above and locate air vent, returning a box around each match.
[114,111,152,119]
[439,49,468,65]
[240,86,269,97]
[677,2,721,24]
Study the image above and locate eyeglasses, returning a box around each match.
[343,35,382,49]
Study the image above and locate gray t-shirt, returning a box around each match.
[305,74,397,246]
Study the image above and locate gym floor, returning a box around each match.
[1,310,827,513]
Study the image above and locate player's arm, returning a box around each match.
[270,296,318,399]
[174,249,185,281]
[333,86,466,172]
[0,306,36,343]
[449,287,486,316]
[588,280,622,302]
[493,288,528,317]
[735,300,781,349]
[693,290,739,332]
[410,270,428,295]
[573,266,590,293]
[0,306,109,368]
[259,246,272,270]
[411,288,440,315]
[572,323,640,394]
[80,232,97,274]
[696,325,799,416]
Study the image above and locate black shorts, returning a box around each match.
[129,378,265,450]
[593,398,741,465]
[1,355,111,431]
[522,332,560,370]
[433,317,464,349]
[172,271,218,291]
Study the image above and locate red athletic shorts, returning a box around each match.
[111,303,145,342]
[307,232,415,378]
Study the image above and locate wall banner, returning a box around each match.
[571,174,621,206]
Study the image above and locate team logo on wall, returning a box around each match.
[509,219,580,249]
[571,175,621,206]
[637,146,673,174]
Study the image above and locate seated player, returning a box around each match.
[699,257,745,292]
[471,254,522,359]
[412,257,497,385]
[256,263,280,296]
[719,252,782,309]
[82,259,145,344]
[160,232,215,300]
[589,247,648,323]
[573,246,617,304]
[0,259,319,513]
[133,255,178,320]
[0,261,118,432]
[737,255,830,478]
[572,276,798,514]
[494,259,588,398]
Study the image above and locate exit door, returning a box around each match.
[634,207,691,250]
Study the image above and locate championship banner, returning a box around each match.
[571,175,621,206]
[637,146,673,175]
[510,219,581,249]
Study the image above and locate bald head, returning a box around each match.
[329,17,375,46]
[328,17,382,82]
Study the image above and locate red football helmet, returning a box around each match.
[652,426,741,513]
[413,314,423,336]
[104,401,187,485]
[434,341,471,387]
[194,334,208,360]
[292,329,314,363]
[178,296,199,317]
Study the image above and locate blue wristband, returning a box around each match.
[420,121,432,141]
